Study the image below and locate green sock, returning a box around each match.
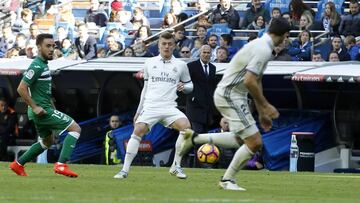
[58,134,78,163]
[18,142,45,165]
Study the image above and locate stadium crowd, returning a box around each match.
[0,0,359,62]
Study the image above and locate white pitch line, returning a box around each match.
[303,174,360,179]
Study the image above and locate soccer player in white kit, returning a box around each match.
[114,32,193,179]
[180,18,291,190]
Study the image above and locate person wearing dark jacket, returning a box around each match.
[186,45,217,133]
[209,0,240,29]
[327,36,351,61]
[242,0,270,28]
[0,97,17,161]
[74,23,97,60]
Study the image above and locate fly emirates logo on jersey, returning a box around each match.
[151,71,177,84]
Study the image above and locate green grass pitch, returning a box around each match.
[1,162,359,203]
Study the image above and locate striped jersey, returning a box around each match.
[22,56,52,119]
[216,33,275,98]
[143,55,191,109]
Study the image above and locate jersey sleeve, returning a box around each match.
[245,50,271,76]
[22,62,43,86]
[180,62,191,83]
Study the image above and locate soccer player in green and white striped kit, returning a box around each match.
[10,34,81,177]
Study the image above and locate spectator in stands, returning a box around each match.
[195,25,207,45]
[194,15,212,29]
[299,12,314,30]
[312,50,324,62]
[273,40,292,61]
[339,0,360,37]
[106,35,123,57]
[0,24,15,58]
[328,36,351,61]
[320,2,341,36]
[179,46,191,58]
[282,12,297,30]
[132,25,152,44]
[123,46,135,57]
[25,43,37,59]
[209,0,240,29]
[170,0,188,23]
[59,0,75,26]
[215,46,229,63]
[288,30,312,61]
[27,23,40,47]
[75,23,97,60]
[161,12,177,29]
[109,28,125,48]
[85,0,108,28]
[186,45,217,133]
[133,42,153,57]
[289,0,315,28]
[60,38,78,60]
[220,34,237,60]
[0,97,17,161]
[344,35,360,61]
[110,3,133,30]
[174,25,193,57]
[271,7,281,19]
[12,8,33,36]
[207,34,219,62]
[196,0,211,13]
[55,26,68,49]
[5,47,20,58]
[247,15,266,30]
[14,33,27,56]
[328,51,340,62]
[191,38,205,59]
[97,48,106,58]
[130,7,150,31]
[242,0,270,28]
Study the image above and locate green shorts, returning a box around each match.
[32,108,74,138]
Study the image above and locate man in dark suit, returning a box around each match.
[186,45,217,133]
[75,23,97,60]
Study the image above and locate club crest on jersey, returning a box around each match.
[25,70,35,79]
[172,67,177,73]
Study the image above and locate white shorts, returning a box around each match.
[214,90,258,139]
[136,107,187,130]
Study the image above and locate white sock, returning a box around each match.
[194,132,241,148]
[172,131,185,167]
[121,134,141,173]
[223,144,254,180]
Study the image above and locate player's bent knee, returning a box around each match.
[68,122,81,134]
[133,123,148,137]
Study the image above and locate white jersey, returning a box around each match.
[216,33,275,98]
[143,55,191,109]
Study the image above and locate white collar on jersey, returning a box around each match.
[158,55,174,64]
[263,33,275,50]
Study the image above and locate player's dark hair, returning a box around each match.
[36,33,53,46]
[268,17,291,36]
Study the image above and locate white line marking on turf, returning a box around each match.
[186,198,252,202]
[304,174,360,179]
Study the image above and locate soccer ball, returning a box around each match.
[197,144,220,164]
